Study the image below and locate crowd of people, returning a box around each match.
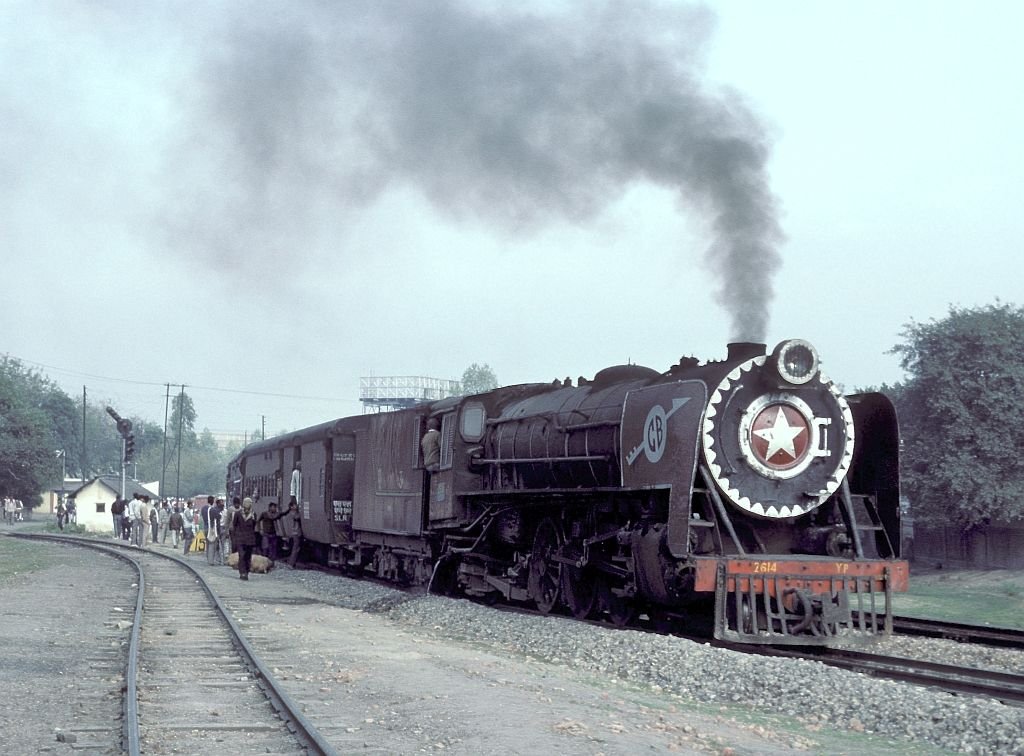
[54,499,76,529]
[3,497,25,524]
[106,493,303,580]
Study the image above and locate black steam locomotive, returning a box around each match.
[227,340,907,644]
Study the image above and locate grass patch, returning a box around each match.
[893,569,1024,628]
[39,522,90,536]
[0,537,64,580]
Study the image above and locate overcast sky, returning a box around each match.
[2,1,1021,440]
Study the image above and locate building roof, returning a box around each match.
[68,475,158,500]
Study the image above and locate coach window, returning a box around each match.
[460,402,486,443]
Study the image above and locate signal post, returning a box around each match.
[105,406,135,499]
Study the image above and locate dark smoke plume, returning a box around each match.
[170,1,782,341]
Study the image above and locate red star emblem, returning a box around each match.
[750,404,810,470]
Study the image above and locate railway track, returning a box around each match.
[12,534,336,755]
[749,644,1024,708]
[889,614,1024,649]
[16,533,1023,739]
[489,596,1024,707]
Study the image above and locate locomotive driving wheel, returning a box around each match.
[562,565,598,620]
[598,579,636,627]
[528,518,563,614]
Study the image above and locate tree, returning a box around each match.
[0,361,237,502]
[87,401,131,476]
[131,418,169,484]
[169,390,198,448]
[460,363,499,395]
[0,357,67,506]
[891,302,1024,526]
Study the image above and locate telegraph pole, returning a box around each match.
[175,384,184,501]
[162,383,170,497]
[82,386,87,482]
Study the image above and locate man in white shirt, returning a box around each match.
[182,503,195,555]
[136,496,150,547]
[289,461,302,507]
[127,495,140,540]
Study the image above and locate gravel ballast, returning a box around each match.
[279,567,1024,755]
[5,534,1021,755]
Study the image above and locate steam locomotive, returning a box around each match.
[227,340,907,644]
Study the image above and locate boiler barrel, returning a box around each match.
[485,376,655,490]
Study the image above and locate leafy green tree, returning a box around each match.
[130,418,169,484]
[892,302,1024,526]
[167,442,224,498]
[0,361,239,502]
[169,390,198,448]
[0,357,67,506]
[222,438,244,461]
[248,427,289,443]
[36,384,79,471]
[197,428,219,455]
[460,363,499,395]
[88,402,133,476]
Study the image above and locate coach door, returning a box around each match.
[329,434,356,542]
[426,412,458,523]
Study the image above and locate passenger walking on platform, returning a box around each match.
[149,502,159,544]
[216,499,229,563]
[225,497,241,563]
[257,502,282,560]
[168,506,183,548]
[4,497,16,525]
[232,497,258,580]
[207,499,225,565]
[56,500,66,530]
[110,497,125,539]
[127,494,140,543]
[158,502,170,543]
[201,495,213,536]
[281,500,303,568]
[136,496,150,547]
[182,502,195,555]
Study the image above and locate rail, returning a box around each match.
[748,644,1024,708]
[889,615,1024,649]
[9,533,339,755]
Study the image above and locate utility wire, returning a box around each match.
[9,354,358,404]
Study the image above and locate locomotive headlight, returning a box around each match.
[773,340,819,385]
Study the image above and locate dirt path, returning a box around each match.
[0,536,944,755]
[238,599,800,755]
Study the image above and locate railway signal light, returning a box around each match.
[124,433,136,463]
[107,405,133,436]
